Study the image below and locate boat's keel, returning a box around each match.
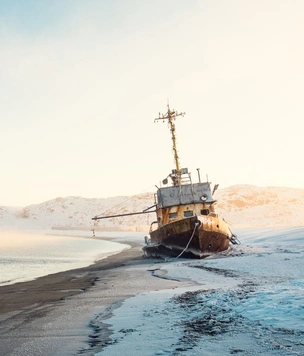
[142,242,212,259]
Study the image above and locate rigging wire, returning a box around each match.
[93,185,155,219]
[91,186,155,236]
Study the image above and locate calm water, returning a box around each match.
[0,231,128,286]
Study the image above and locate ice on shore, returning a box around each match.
[95,227,304,356]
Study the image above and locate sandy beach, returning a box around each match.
[1,228,304,356]
[0,239,189,356]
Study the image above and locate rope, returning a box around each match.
[175,222,200,259]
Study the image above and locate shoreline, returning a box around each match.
[1,228,303,355]
[0,238,186,355]
[0,230,134,288]
[0,239,141,314]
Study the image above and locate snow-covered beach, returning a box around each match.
[92,227,304,356]
[1,226,303,355]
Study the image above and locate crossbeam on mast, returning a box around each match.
[154,104,185,184]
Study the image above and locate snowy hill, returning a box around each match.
[0,186,303,231]
[216,185,304,227]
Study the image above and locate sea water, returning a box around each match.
[0,231,129,286]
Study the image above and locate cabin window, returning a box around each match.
[201,209,209,216]
[184,210,193,217]
[169,212,178,219]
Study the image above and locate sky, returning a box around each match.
[1,0,304,206]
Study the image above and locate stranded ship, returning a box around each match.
[92,105,239,258]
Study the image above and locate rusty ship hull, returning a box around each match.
[144,215,231,258]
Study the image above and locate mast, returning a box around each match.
[155,104,185,185]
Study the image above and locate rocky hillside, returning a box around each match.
[0,185,303,231]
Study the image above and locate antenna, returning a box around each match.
[196,168,201,183]
[155,104,185,184]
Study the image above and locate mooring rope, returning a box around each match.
[175,221,200,259]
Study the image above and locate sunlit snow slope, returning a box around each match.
[0,185,303,230]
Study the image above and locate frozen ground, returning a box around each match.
[94,227,304,356]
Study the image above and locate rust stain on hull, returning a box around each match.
[148,216,231,258]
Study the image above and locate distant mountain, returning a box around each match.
[0,186,303,231]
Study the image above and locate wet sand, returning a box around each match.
[0,240,185,356]
[0,242,140,315]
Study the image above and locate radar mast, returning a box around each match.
[155,104,185,185]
